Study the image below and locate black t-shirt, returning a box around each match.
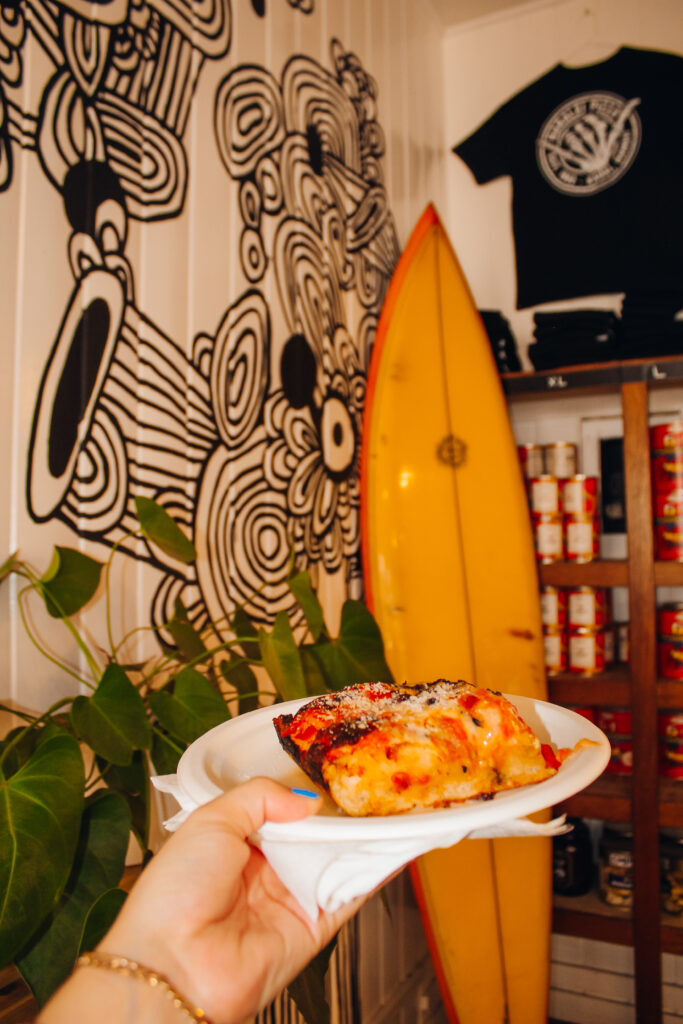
[453,46,683,309]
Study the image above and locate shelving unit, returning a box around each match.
[503,354,683,1024]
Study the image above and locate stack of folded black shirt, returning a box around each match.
[618,289,683,359]
[527,310,620,371]
[479,310,522,373]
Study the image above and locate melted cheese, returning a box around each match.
[273,679,558,816]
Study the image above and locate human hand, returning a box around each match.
[94,778,362,1023]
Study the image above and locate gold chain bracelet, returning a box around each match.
[76,952,213,1024]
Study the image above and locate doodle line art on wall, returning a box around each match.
[2,0,399,634]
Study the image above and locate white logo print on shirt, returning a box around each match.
[536,91,642,195]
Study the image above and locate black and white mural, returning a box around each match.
[1,0,400,641]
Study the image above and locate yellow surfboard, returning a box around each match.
[360,204,551,1023]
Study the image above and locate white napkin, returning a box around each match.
[152,774,569,921]
[152,773,569,920]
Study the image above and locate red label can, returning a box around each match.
[596,709,633,734]
[658,604,683,637]
[569,706,596,722]
[529,476,561,514]
[518,443,544,479]
[533,513,563,563]
[652,453,683,493]
[540,585,567,628]
[654,519,683,561]
[562,475,599,516]
[606,736,633,775]
[659,711,683,740]
[543,441,577,479]
[569,627,606,675]
[565,513,600,563]
[543,627,567,676]
[654,491,683,519]
[568,586,608,628]
[650,422,683,451]
[660,739,683,779]
[658,636,683,679]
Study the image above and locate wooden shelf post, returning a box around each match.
[622,380,661,1022]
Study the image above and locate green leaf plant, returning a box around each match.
[0,500,393,1021]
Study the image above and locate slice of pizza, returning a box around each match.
[273,679,563,816]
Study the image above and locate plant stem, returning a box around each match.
[0,697,75,766]
[0,702,38,724]
[227,690,277,700]
[141,637,257,689]
[19,570,101,683]
[17,586,95,689]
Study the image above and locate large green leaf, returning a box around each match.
[0,726,41,779]
[259,612,307,702]
[309,599,394,690]
[165,599,208,665]
[79,887,127,953]
[98,751,149,854]
[287,938,336,1024]
[0,734,84,968]
[40,547,103,618]
[16,790,131,1005]
[0,721,66,780]
[300,646,329,696]
[220,656,259,714]
[135,496,196,564]
[288,572,328,642]
[149,667,230,745]
[230,605,261,661]
[150,728,184,775]
[70,664,152,766]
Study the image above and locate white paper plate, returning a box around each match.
[176,694,610,841]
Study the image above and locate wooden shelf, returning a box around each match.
[558,773,631,822]
[553,892,683,956]
[553,890,632,946]
[503,354,683,400]
[548,669,630,707]
[658,680,683,708]
[546,676,683,708]
[654,562,683,587]
[506,369,683,1022]
[539,560,629,587]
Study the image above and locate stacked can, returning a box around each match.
[658,603,683,681]
[657,603,683,778]
[530,475,563,564]
[517,443,544,480]
[544,441,578,479]
[562,474,601,563]
[567,586,614,675]
[540,585,567,674]
[599,823,634,908]
[596,708,633,775]
[659,710,683,780]
[651,422,683,562]
[660,830,683,913]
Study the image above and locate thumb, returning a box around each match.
[188,776,324,840]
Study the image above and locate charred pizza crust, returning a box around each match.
[273,679,560,816]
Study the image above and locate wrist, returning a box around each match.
[38,955,188,1024]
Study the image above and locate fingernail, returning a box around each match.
[291,787,319,798]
